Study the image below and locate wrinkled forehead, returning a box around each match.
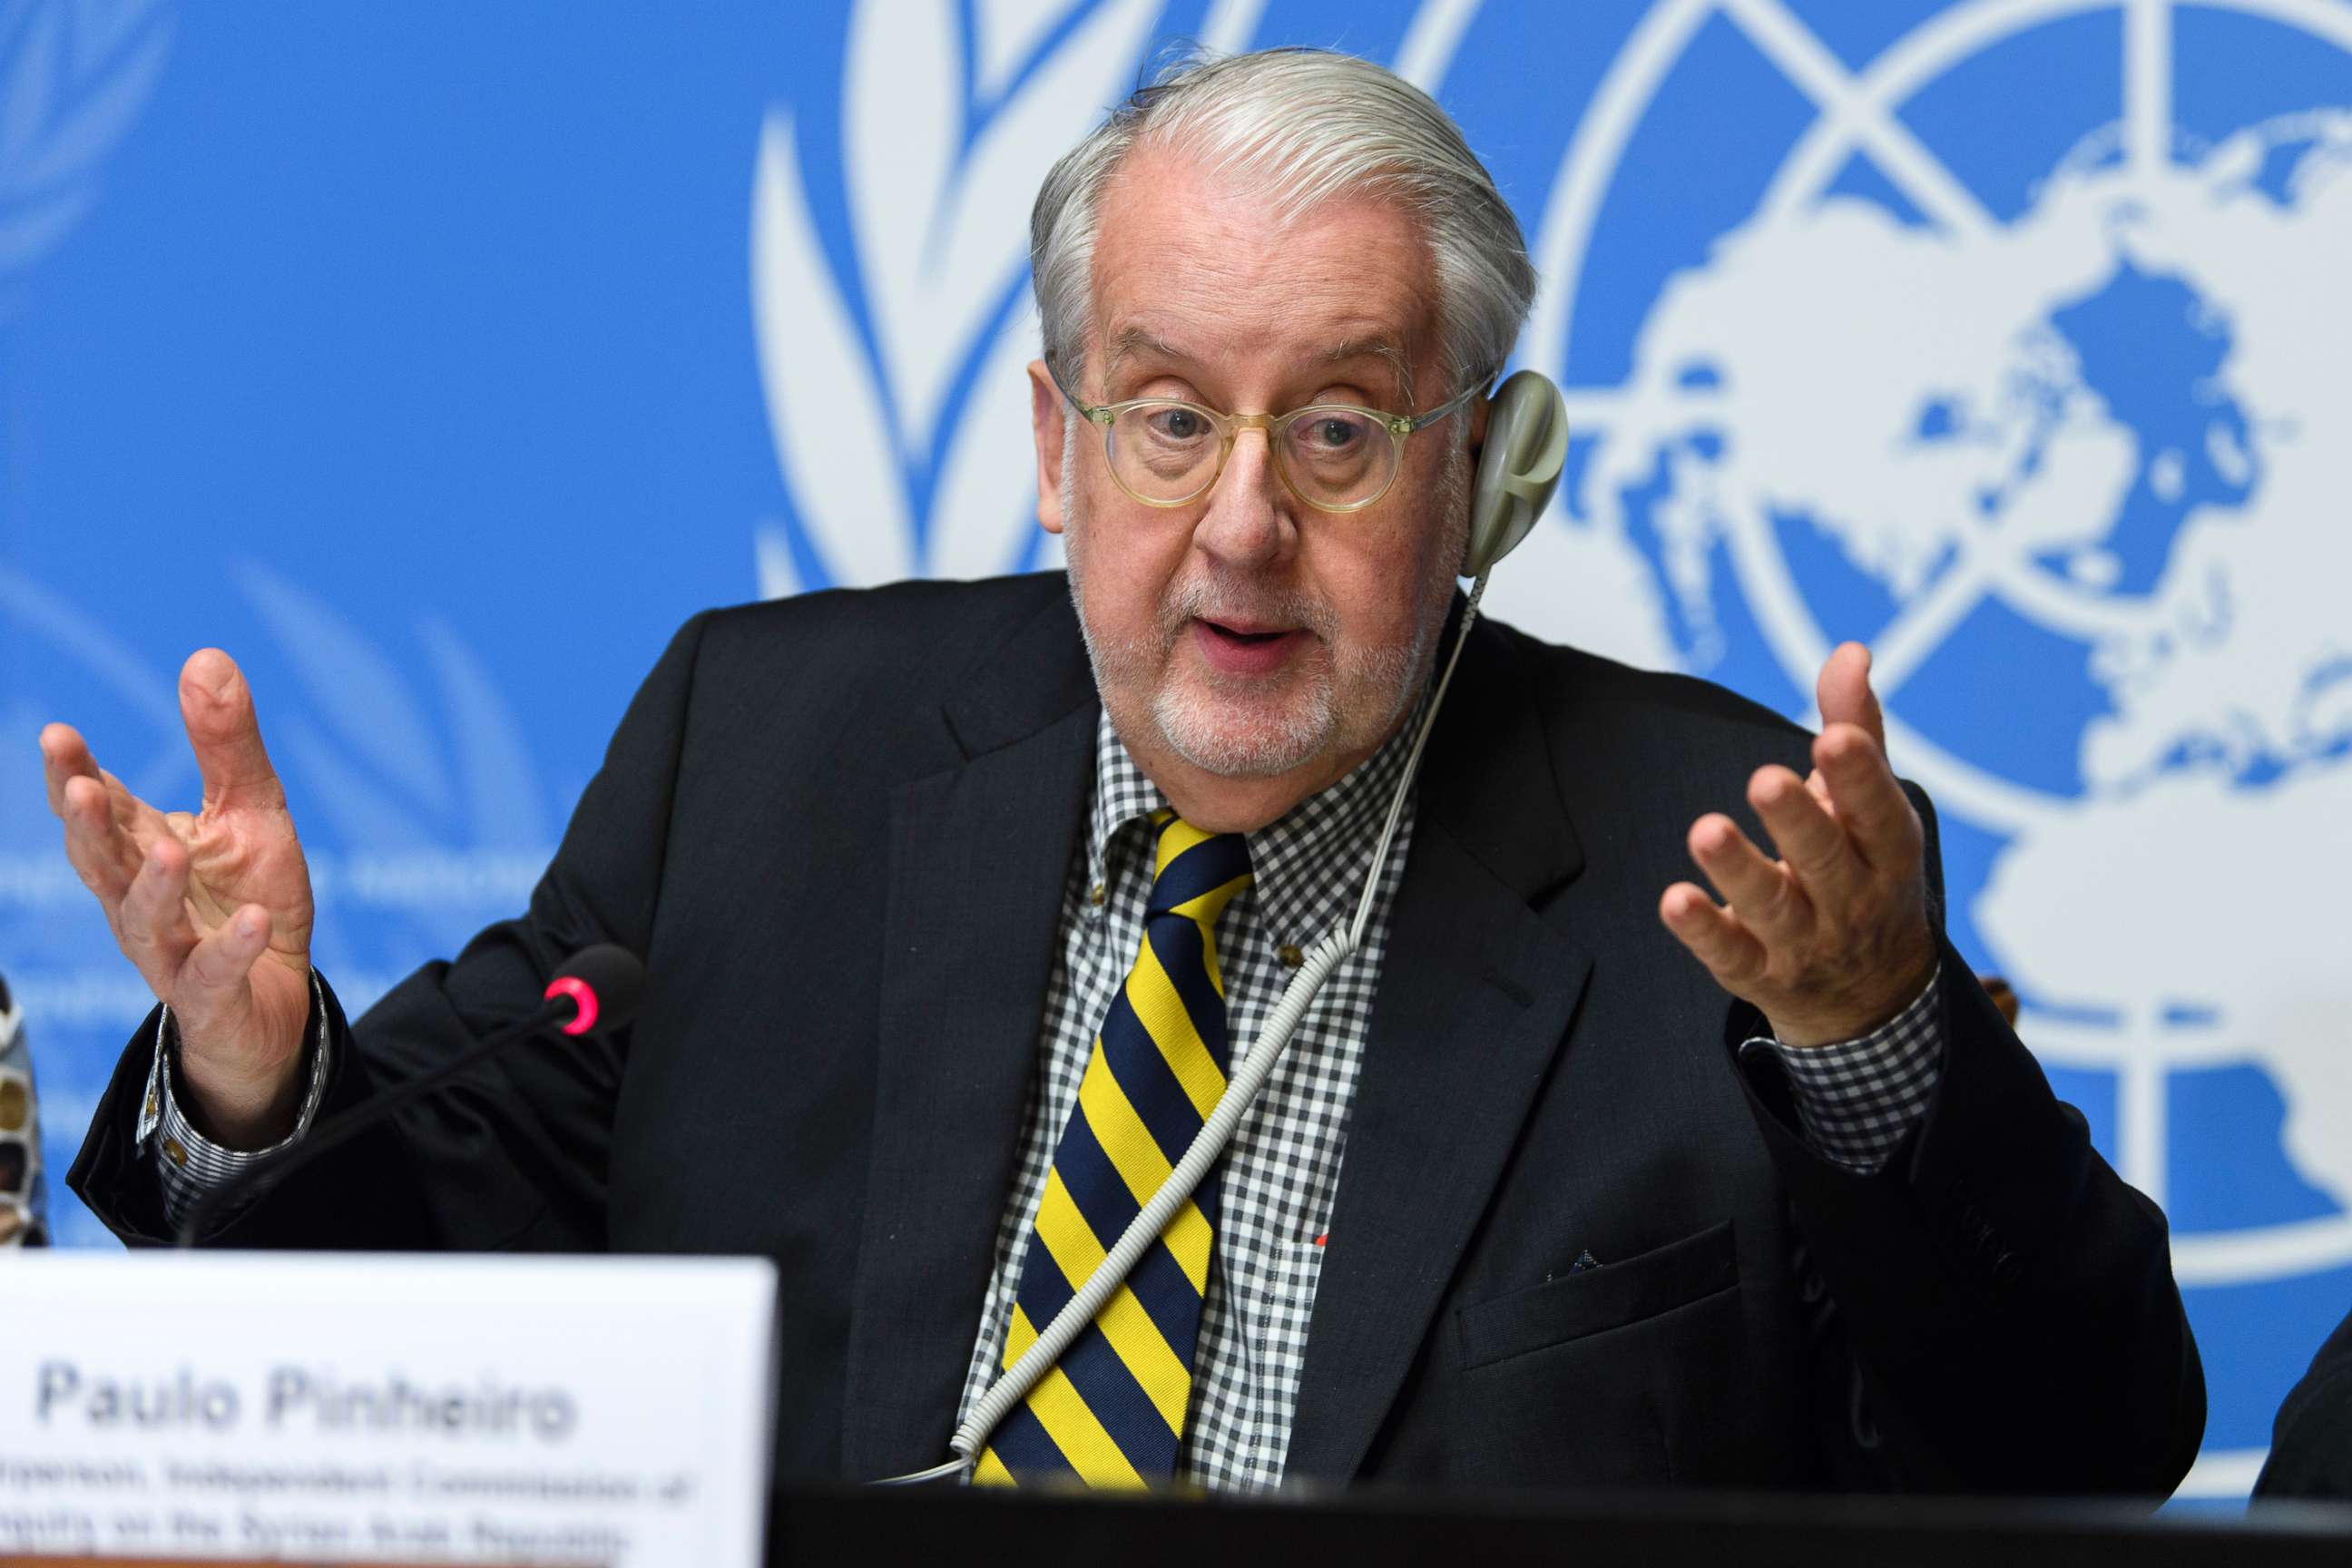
[1085,148,1445,401]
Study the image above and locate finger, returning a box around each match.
[177,903,272,1024]
[61,753,178,854]
[1659,882,1768,986]
[1813,722,1921,872]
[116,838,200,992]
[1816,642,1886,753]
[59,774,142,902]
[181,649,287,814]
[1689,812,1809,939]
[1749,764,1861,897]
[40,723,102,816]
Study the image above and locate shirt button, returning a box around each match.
[1088,882,1107,908]
[1277,944,1304,970]
[162,1137,189,1168]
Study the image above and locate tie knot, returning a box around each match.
[1146,809,1253,925]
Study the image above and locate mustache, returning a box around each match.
[1160,573,1339,642]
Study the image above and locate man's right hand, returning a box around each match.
[41,649,316,1149]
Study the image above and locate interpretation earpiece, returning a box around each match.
[1462,368,1569,578]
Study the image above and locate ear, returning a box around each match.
[1030,359,1069,536]
[1465,384,1492,466]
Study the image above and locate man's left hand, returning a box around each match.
[1659,642,1937,1048]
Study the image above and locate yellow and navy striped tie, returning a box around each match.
[975,810,1253,1488]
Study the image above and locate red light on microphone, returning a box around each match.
[543,975,600,1036]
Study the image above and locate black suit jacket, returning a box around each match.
[2256,1305,2352,1499]
[73,573,2202,1495]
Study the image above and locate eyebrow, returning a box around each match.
[1100,325,1417,408]
[1323,334,1415,407]
[1102,326,1190,387]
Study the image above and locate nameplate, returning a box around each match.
[0,1252,778,1565]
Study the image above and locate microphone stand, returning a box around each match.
[174,998,570,1250]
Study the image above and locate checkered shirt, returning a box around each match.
[952,704,1426,1492]
[144,975,334,1230]
[951,709,1947,1492]
[1742,970,1945,1166]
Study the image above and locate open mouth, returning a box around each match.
[1192,617,1304,674]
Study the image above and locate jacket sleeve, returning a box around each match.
[68,612,714,1251]
[1728,788,2206,1496]
[2253,1303,2352,1500]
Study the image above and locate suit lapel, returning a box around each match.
[1287,622,1592,1481]
[838,591,1098,1480]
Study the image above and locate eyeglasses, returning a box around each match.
[1053,365,1484,514]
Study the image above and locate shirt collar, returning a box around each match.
[1085,686,1428,948]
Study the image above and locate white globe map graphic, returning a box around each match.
[1490,0,2352,1492]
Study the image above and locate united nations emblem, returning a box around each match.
[1512,0,2352,1498]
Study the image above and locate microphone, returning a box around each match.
[174,944,645,1249]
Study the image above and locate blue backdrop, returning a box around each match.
[9,0,2351,1503]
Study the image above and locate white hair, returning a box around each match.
[1030,45,1538,401]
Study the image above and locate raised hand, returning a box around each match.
[1659,642,1937,1048]
[41,650,316,1145]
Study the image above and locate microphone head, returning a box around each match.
[543,944,646,1037]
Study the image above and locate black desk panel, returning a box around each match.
[774,1486,2352,1566]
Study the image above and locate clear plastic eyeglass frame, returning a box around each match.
[1051,362,1484,514]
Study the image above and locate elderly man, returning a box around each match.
[50,49,2197,1494]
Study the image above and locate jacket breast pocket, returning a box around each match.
[1455,1220,1739,1370]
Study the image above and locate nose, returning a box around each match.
[1192,423,1293,571]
